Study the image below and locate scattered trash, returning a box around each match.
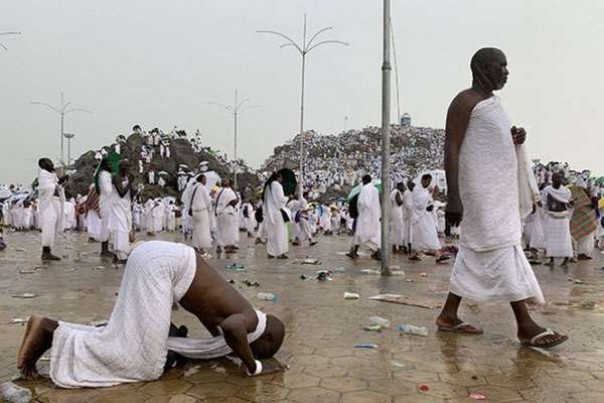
[334,267,346,273]
[300,274,308,280]
[363,324,383,332]
[405,279,414,283]
[469,391,486,400]
[257,292,278,302]
[90,320,108,327]
[360,269,380,275]
[471,375,478,380]
[183,365,201,377]
[390,270,405,276]
[18,268,39,274]
[225,263,245,271]
[420,273,429,278]
[344,292,360,300]
[573,279,584,284]
[0,381,32,403]
[368,316,391,328]
[391,361,408,368]
[14,248,25,252]
[354,343,378,349]
[396,324,429,337]
[316,270,331,281]
[94,266,105,270]
[211,363,227,374]
[12,293,37,299]
[242,280,260,287]
[302,258,321,265]
[370,294,442,310]
[10,317,29,325]
[418,384,430,392]
[228,279,236,284]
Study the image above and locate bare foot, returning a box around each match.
[17,315,57,380]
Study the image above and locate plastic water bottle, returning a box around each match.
[0,382,32,403]
[396,324,429,337]
[257,292,278,302]
[368,316,391,328]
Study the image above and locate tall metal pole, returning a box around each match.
[380,0,392,275]
[60,92,65,163]
[234,90,239,189]
[299,15,307,196]
[257,16,348,198]
[30,92,92,166]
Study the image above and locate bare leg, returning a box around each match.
[511,300,568,347]
[436,292,483,334]
[17,315,58,380]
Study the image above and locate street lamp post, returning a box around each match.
[380,0,393,275]
[63,133,75,166]
[258,15,348,195]
[205,89,257,189]
[30,92,92,165]
[0,31,21,51]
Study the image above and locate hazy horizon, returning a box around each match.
[2,0,603,184]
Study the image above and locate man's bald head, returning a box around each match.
[250,314,285,359]
[470,48,508,92]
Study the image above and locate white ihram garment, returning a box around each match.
[191,183,213,250]
[541,185,573,258]
[401,190,413,246]
[264,181,288,256]
[98,171,113,242]
[108,179,132,261]
[38,170,64,248]
[87,210,102,241]
[353,183,381,251]
[449,96,544,303]
[49,241,267,388]
[215,188,239,247]
[390,189,404,246]
[298,198,313,241]
[410,187,440,251]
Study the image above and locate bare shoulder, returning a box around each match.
[448,89,485,115]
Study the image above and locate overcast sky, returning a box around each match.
[1,0,603,184]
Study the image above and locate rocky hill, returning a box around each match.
[65,133,260,201]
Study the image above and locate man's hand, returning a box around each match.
[511,126,527,145]
[58,175,69,185]
[258,358,288,375]
[446,196,463,227]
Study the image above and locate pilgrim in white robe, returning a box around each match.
[108,179,132,261]
[38,170,64,248]
[151,202,164,233]
[48,241,268,388]
[401,189,413,246]
[411,186,441,251]
[87,210,102,241]
[449,96,544,303]
[191,183,213,251]
[98,171,113,242]
[215,187,239,247]
[353,183,381,251]
[264,181,288,257]
[298,198,313,241]
[541,185,573,258]
[389,189,404,247]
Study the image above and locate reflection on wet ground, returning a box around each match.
[1,231,603,402]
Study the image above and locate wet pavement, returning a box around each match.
[1,230,604,402]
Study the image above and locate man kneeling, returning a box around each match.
[17,241,286,388]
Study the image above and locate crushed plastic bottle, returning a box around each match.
[396,324,429,336]
[360,269,380,275]
[354,343,378,349]
[0,382,32,403]
[368,316,391,328]
[257,292,278,302]
[344,292,360,299]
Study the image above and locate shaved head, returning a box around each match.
[470,47,508,91]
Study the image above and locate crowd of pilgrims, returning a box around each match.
[263,125,444,198]
[1,124,603,262]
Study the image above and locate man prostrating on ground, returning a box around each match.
[436,48,568,349]
[17,241,286,387]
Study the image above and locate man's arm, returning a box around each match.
[112,175,129,198]
[395,191,403,207]
[444,92,480,226]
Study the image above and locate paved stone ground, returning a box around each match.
[1,230,604,402]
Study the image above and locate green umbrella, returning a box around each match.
[595,176,604,185]
[346,179,382,202]
[277,168,297,197]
